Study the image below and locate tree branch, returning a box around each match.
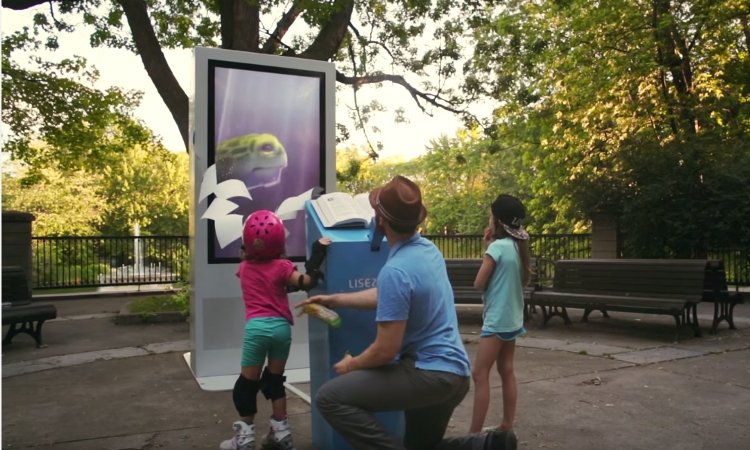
[742,15,750,54]
[299,0,354,60]
[336,71,465,116]
[346,41,379,159]
[2,0,56,10]
[348,22,396,62]
[261,2,303,54]
[117,0,189,150]
[688,17,707,52]
[261,27,296,53]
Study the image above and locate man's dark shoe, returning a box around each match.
[483,428,517,450]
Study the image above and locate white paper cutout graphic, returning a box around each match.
[201,197,240,221]
[214,214,244,249]
[198,165,217,203]
[275,188,315,221]
[199,163,315,250]
[200,165,253,203]
[215,179,253,201]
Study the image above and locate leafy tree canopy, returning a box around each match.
[3,0,488,155]
[335,145,408,193]
[2,146,189,237]
[461,0,750,251]
[2,160,106,235]
[2,27,160,176]
[335,128,557,234]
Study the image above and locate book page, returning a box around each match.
[313,192,367,227]
[353,193,375,224]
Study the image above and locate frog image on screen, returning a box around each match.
[216,133,288,190]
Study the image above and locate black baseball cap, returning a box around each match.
[491,194,529,240]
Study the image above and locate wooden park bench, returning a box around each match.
[445,257,547,321]
[704,261,745,334]
[529,259,724,342]
[2,266,57,348]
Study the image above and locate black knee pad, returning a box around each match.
[233,375,260,417]
[260,367,287,401]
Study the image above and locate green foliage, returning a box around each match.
[2,161,105,236]
[130,288,190,315]
[430,236,486,258]
[9,0,481,153]
[335,146,410,195]
[2,28,158,174]
[463,0,750,253]
[101,148,190,236]
[2,148,189,237]
[406,128,524,234]
[619,141,750,258]
[335,128,548,235]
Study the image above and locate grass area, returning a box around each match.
[129,288,189,315]
[33,287,98,295]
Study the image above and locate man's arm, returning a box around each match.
[334,288,378,310]
[296,287,378,313]
[346,320,406,371]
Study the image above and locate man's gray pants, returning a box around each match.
[315,357,491,450]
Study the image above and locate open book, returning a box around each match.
[311,192,375,228]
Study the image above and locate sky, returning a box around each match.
[1,5,493,162]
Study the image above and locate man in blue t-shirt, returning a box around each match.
[297,176,517,450]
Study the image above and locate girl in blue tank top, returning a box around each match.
[469,194,535,436]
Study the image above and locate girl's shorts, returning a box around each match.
[480,326,526,341]
[242,317,292,367]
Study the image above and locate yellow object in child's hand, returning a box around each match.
[302,303,341,329]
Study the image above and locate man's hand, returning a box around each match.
[333,353,354,375]
[294,294,337,316]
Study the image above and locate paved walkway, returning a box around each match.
[3,296,750,449]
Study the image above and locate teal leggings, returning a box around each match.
[241,317,292,367]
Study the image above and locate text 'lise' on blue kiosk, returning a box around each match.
[304,200,406,450]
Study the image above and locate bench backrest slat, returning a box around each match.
[445,260,482,289]
[445,258,540,289]
[551,259,714,300]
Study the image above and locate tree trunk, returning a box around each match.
[232,0,260,52]
[299,0,354,60]
[652,0,696,135]
[117,0,190,150]
[219,0,233,48]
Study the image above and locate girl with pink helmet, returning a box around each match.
[220,210,330,450]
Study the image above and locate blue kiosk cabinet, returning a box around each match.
[304,201,406,450]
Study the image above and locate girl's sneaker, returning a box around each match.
[220,421,255,450]
[260,416,296,450]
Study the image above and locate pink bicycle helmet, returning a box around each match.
[242,210,286,258]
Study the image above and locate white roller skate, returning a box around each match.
[260,416,296,450]
[220,421,255,450]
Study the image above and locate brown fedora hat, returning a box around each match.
[369,175,428,227]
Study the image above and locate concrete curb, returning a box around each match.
[114,300,188,325]
[33,288,179,302]
[1,340,192,378]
